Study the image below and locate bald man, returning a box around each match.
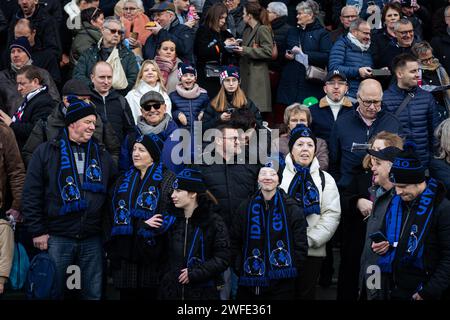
[329,79,403,189]
[89,61,134,143]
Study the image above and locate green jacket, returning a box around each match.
[70,21,102,65]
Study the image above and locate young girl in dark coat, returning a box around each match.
[148,168,230,300]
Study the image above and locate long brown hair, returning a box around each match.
[244,1,270,26]
[211,85,247,112]
[204,3,228,32]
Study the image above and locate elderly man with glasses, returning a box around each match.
[329,79,402,190]
[73,16,139,95]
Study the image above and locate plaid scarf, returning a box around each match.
[155,55,176,85]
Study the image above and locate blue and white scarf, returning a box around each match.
[58,128,105,215]
[378,178,438,273]
[240,189,297,287]
[287,163,321,216]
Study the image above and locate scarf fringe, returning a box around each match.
[111,225,134,236]
[268,267,298,280]
[239,276,270,287]
[59,199,88,215]
[83,182,106,193]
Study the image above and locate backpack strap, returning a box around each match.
[395,92,414,116]
[118,95,133,127]
[319,169,325,192]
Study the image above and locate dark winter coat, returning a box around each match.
[70,21,102,65]
[30,48,62,85]
[370,28,396,70]
[193,156,261,227]
[0,122,25,212]
[372,40,413,70]
[22,134,116,239]
[230,189,308,295]
[158,200,230,300]
[143,17,195,63]
[106,167,176,289]
[430,158,450,200]
[329,109,403,188]
[73,43,139,95]
[0,67,60,116]
[169,87,210,133]
[328,35,374,99]
[309,96,354,145]
[382,84,439,168]
[10,88,56,151]
[430,33,450,76]
[21,103,121,167]
[89,88,135,144]
[7,5,61,59]
[194,25,234,99]
[269,16,292,73]
[277,19,332,105]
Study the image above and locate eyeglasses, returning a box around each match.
[106,27,123,35]
[397,29,414,36]
[358,95,382,108]
[342,15,357,19]
[326,80,347,86]
[142,103,162,111]
[420,56,434,64]
[123,7,137,11]
[223,136,241,143]
[357,29,371,36]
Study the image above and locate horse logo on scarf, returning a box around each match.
[244,249,265,276]
[115,200,130,225]
[269,240,292,267]
[407,224,419,253]
[137,186,158,211]
[62,176,81,202]
[86,159,102,182]
[304,181,319,206]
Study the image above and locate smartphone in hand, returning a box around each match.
[369,231,388,243]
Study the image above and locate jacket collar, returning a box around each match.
[285,152,320,175]
[243,22,261,47]
[319,96,353,108]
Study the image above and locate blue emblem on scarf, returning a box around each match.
[288,163,321,216]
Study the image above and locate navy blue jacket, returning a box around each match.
[328,36,374,99]
[329,108,403,188]
[169,89,210,134]
[309,96,354,145]
[277,20,332,105]
[382,84,439,168]
[430,159,450,200]
[143,18,195,63]
[119,120,185,174]
[22,136,116,239]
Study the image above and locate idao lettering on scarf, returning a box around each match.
[240,190,297,287]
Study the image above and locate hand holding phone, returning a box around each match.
[369,231,388,243]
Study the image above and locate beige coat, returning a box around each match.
[240,23,273,112]
[0,219,14,285]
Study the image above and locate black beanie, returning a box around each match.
[65,97,97,126]
[135,133,164,162]
[262,154,285,182]
[172,168,207,194]
[288,124,317,153]
[389,142,425,184]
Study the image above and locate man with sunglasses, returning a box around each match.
[73,16,139,95]
[383,53,439,169]
[119,90,181,174]
[142,1,195,63]
[329,79,402,190]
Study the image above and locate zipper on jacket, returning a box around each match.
[182,217,189,301]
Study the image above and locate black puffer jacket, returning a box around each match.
[230,189,308,293]
[194,157,260,227]
[158,200,230,300]
[90,88,135,145]
[22,134,117,239]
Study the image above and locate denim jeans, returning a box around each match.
[47,235,103,300]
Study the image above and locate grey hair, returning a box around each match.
[267,2,288,17]
[393,18,412,31]
[123,0,144,11]
[349,18,368,31]
[434,118,450,163]
[341,5,360,16]
[284,103,312,126]
[103,16,123,29]
[445,5,450,16]
[411,41,433,57]
[296,0,320,17]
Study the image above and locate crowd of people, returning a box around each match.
[0,0,450,301]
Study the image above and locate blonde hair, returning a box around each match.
[362,131,403,169]
[135,60,167,92]
[211,85,247,112]
[283,103,311,127]
[434,118,450,164]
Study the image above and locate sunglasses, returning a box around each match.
[106,27,123,35]
[142,103,162,111]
